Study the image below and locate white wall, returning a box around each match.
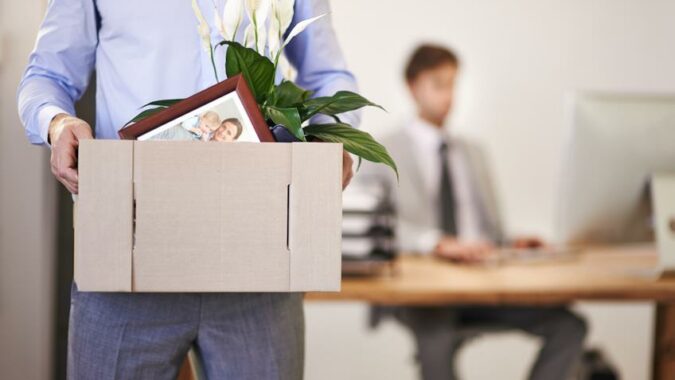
[306,1,674,379]
[0,0,55,379]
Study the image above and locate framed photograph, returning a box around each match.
[118,74,275,142]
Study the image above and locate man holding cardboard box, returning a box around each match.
[17,0,356,378]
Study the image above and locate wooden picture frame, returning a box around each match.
[118,74,275,142]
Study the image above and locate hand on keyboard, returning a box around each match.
[433,237,495,264]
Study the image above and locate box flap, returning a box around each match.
[75,140,134,291]
[289,143,343,291]
[132,142,292,292]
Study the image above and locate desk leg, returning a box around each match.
[653,303,675,380]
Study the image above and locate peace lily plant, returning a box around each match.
[130,0,397,176]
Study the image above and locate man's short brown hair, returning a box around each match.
[405,44,459,82]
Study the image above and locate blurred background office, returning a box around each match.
[1,0,674,379]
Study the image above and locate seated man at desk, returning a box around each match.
[358,44,587,380]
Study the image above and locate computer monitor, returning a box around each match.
[556,92,675,245]
[652,176,675,269]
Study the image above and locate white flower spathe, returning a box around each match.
[243,24,255,48]
[280,13,325,52]
[244,0,271,53]
[269,0,294,59]
[255,23,267,55]
[223,0,245,41]
[278,52,297,80]
[213,3,226,39]
[191,0,212,53]
[274,0,295,35]
[245,0,272,22]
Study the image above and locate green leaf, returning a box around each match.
[141,98,184,108]
[125,107,167,126]
[301,91,386,121]
[303,123,398,179]
[217,41,275,103]
[269,81,313,108]
[266,106,305,141]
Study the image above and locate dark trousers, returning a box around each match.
[395,306,587,380]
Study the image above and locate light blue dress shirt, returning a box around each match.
[17,0,360,146]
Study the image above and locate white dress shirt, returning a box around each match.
[403,117,485,251]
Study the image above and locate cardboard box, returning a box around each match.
[74,140,342,292]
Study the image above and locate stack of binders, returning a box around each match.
[341,182,397,276]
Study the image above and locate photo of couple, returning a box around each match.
[137,92,260,143]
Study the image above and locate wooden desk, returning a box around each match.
[307,244,675,380]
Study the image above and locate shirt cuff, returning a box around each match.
[37,105,69,147]
[415,229,443,254]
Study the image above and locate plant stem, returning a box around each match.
[253,16,259,52]
[209,44,220,82]
[274,50,281,71]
